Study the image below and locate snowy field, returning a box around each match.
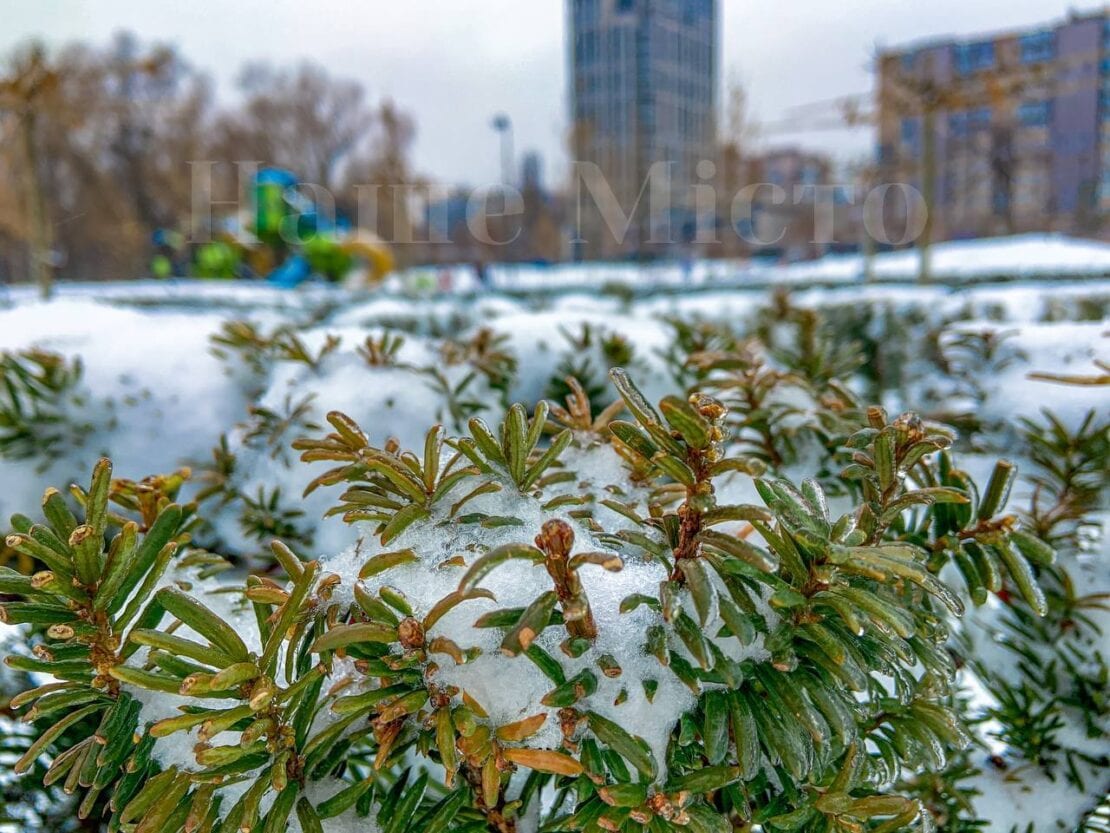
[0,236,1107,831]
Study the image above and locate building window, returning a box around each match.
[901,51,916,73]
[616,0,635,11]
[968,107,991,130]
[575,32,598,67]
[1020,31,1055,64]
[1017,100,1051,127]
[948,109,990,137]
[948,112,968,138]
[954,40,995,74]
[901,117,918,146]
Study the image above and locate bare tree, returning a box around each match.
[0,43,59,295]
[714,73,758,257]
[213,62,374,190]
[101,32,213,233]
[1,34,213,283]
[0,37,411,284]
[342,99,418,262]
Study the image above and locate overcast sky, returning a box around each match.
[1,0,1085,186]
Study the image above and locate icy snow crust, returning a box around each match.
[319,440,707,777]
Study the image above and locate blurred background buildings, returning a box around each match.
[1,3,1108,283]
[877,9,1108,242]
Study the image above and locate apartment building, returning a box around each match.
[569,0,718,258]
[877,10,1108,240]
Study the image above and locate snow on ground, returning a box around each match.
[961,507,1110,831]
[785,233,1110,283]
[958,320,1109,430]
[0,298,248,523]
[467,233,1110,293]
[4,234,1109,308]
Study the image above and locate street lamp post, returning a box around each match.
[491,113,514,186]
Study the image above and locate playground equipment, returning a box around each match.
[162,167,394,287]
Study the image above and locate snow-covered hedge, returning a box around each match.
[0,277,1107,832]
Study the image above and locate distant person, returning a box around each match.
[474,260,491,291]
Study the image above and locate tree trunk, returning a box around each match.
[20,109,53,299]
[918,107,935,285]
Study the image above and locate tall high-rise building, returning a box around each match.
[568,0,718,258]
[521,151,544,192]
[877,10,1109,241]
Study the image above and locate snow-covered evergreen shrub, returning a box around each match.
[0,348,94,466]
[0,281,1107,831]
[2,361,1094,833]
[200,321,514,561]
